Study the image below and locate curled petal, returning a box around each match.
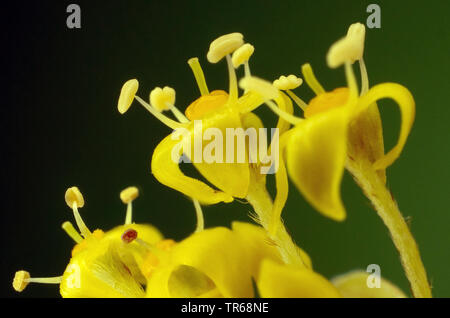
[257,259,341,298]
[285,108,348,221]
[193,110,250,198]
[61,243,146,298]
[332,270,406,298]
[151,135,233,205]
[356,83,415,170]
[148,227,254,298]
[347,100,387,183]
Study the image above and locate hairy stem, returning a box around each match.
[346,160,431,298]
[246,180,306,268]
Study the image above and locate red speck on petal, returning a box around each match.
[121,228,138,243]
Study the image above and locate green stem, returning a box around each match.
[346,160,431,298]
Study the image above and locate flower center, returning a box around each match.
[185,90,229,120]
[304,87,349,118]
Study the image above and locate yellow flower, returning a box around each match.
[13,186,164,297]
[117,33,293,206]
[240,23,415,226]
[146,221,315,298]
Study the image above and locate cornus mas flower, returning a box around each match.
[13,186,164,297]
[14,186,371,298]
[240,23,430,298]
[11,187,407,298]
[118,32,306,267]
[118,33,286,206]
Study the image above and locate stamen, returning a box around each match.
[244,61,252,78]
[226,54,238,102]
[118,79,139,114]
[149,86,190,123]
[65,187,91,238]
[231,43,254,68]
[359,58,369,95]
[207,32,244,64]
[285,90,308,111]
[266,100,303,125]
[273,75,303,91]
[134,95,186,130]
[121,228,138,244]
[187,57,209,96]
[13,270,62,292]
[120,186,139,225]
[346,22,365,62]
[326,23,365,69]
[239,76,303,124]
[344,61,359,104]
[61,221,83,243]
[150,86,175,112]
[193,199,204,233]
[239,76,279,101]
[301,63,325,95]
[169,106,189,124]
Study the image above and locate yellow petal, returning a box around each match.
[285,108,348,221]
[231,222,283,279]
[192,109,250,198]
[356,83,415,170]
[151,134,233,205]
[167,265,217,297]
[148,227,254,298]
[60,243,145,298]
[61,223,163,297]
[257,259,341,298]
[347,100,386,183]
[332,270,407,298]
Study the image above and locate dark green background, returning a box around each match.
[2,0,449,297]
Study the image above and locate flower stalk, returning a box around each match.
[246,180,307,268]
[346,159,431,298]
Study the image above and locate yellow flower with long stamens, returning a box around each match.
[240,23,414,223]
[13,186,164,297]
[13,186,344,298]
[118,33,308,268]
[241,23,429,298]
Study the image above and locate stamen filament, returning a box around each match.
[134,95,186,130]
[188,57,209,96]
[72,202,91,238]
[193,199,204,233]
[244,61,251,77]
[26,276,63,284]
[169,104,190,123]
[61,221,83,243]
[266,100,303,125]
[286,90,308,111]
[359,58,369,95]
[226,54,238,102]
[125,202,132,225]
[344,62,359,105]
[301,63,325,95]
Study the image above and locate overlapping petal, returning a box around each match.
[355,83,415,171]
[257,259,341,298]
[285,107,348,221]
[332,270,406,298]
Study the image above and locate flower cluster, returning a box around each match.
[13,22,430,298]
